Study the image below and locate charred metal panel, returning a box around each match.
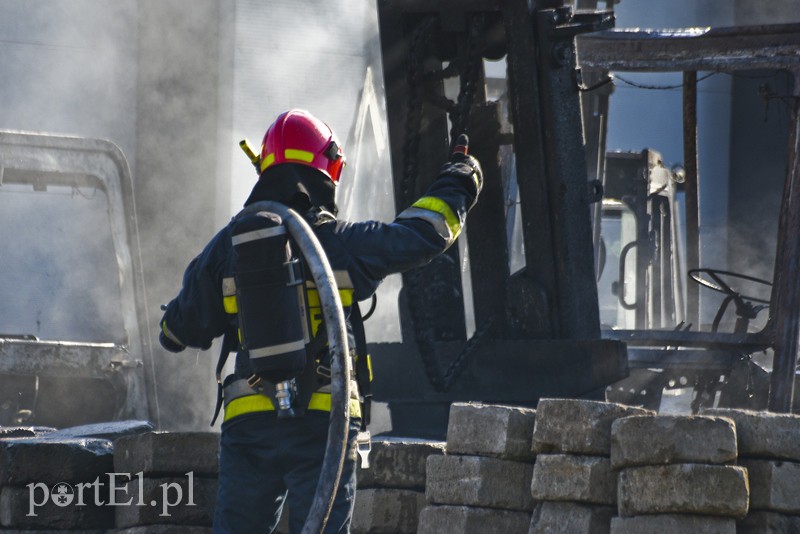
[371,338,628,402]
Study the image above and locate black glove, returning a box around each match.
[439,134,483,196]
[159,322,185,353]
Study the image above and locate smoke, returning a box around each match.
[0,184,125,343]
[0,0,140,343]
[0,0,393,431]
[0,0,138,173]
[226,0,401,342]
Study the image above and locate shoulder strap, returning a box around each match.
[351,300,372,428]
[210,326,239,426]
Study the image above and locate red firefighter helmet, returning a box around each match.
[259,109,345,183]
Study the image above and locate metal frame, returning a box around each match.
[374,0,626,436]
[0,131,153,424]
[579,24,800,411]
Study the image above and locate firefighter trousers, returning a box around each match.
[213,411,360,533]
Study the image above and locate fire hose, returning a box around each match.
[236,200,352,534]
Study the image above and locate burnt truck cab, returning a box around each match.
[0,131,152,427]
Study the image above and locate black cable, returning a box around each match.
[614,72,716,90]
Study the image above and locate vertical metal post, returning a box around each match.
[767,92,800,413]
[682,71,701,329]
[532,3,602,339]
[502,0,559,337]
[466,101,511,335]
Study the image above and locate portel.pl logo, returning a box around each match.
[26,472,196,517]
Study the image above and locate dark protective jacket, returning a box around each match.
[159,159,480,383]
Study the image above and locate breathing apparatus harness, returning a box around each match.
[212,136,370,431]
[210,199,353,534]
[208,204,373,428]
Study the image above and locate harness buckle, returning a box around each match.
[246,374,263,391]
[316,364,332,378]
[356,431,372,469]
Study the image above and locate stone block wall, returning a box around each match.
[0,424,215,533]
[529,399,652,534]
[418,403,537,534]
[611,414,745,533]
[416,400,800,534]
[703,408,800,533]
[5,404,800,533]
[352,438,443,533]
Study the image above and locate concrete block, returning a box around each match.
[110,527,213,534]
[610,415,737,469]
[351,488,425,534]
[0,485,114,529]
[0,438,113,485]
[356,439,444,490]
[742,459,800,513]
[0,427,55,439]
[531,454,616,505]
[114,475,217,528]
[114,432,219,477]
[446,403,537,461]
[737,511,800,533]
[43,420,154,441]
[417,504,531,534]
[532,399,652,456]
[610,514,735,534]
[617,464,749,517]
[528,501,614,534]
[426,454,533,511]
[702,408,800,461]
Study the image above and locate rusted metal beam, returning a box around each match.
[579,24,800,73]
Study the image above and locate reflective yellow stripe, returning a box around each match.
[307,394,362,416]
[309,306,324,337]
[223,392,361,422]
[222,278,238,314]
[284,149,315,163]
[225,393,275,421]
[223,295,238,314]
[259,152,276,172]
[307,289,353,337]
[307,288,354,308]
[411,196,461,239]
[161,320,183,346]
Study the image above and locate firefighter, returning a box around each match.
[159,109,482,533]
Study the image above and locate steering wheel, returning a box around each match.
[688,268,772,332]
